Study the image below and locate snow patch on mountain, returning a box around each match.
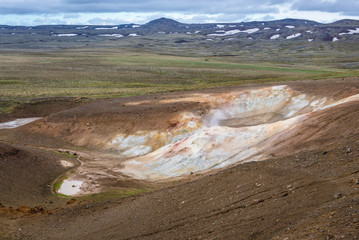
[76,26,88,30]
[339,28,359,35]
[98,34,123,38]
[270,34,280,40]
[54,34,78,37]
[286,33,301,39]
[208,28,259,36]
[95,26,118,30]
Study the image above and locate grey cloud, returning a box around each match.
[33,16,66,25]
[292,0,359,15]
[87,17,129,24]
[63,13,81,19]
[0,0,357,20]
[261,15,276,21]
[209,14,248,23]
[0,1,62,14]
[0,0,287,15]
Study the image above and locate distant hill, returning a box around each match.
[331,19,359,26]
[145,18,181,27]
[0,17,358,44]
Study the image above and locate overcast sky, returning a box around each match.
[0,0,358,26]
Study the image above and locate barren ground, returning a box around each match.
[1,78,359,239]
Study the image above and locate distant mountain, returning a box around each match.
[330,19,359,26]
[0,18,358,43]
[145,18,181,27]
[247,18,318,27]
[141,17,185,33]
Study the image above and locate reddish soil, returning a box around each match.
[1,78,359,239]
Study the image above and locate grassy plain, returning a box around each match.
[0,42,358,113]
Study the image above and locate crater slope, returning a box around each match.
[2,79,359,239]
[4,80,359,196]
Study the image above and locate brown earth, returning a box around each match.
[0,97,88,123]
[1,78,359,239]
[0,142,74,208]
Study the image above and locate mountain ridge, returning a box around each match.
[0,17,358,46]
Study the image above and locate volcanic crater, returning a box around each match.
[3,82,359,196]
[2,80,359,239]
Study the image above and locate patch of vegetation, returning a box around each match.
[55,151,78,158]
[78,188,151,202]
[0,102,17,114]
[0,45,357,105]
[0,80,25,85]
[52,193,69,198]
[109,55,334,74]
[53,176,68,193]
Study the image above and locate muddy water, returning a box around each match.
[58,180,83,195]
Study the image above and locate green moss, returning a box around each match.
[55,151,78,158]
[78,188,151,202]
[52,193,69,198]
[53,176,69,193]
[0,80,25,85]
[53,180,63,192]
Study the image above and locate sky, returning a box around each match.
[0,0,358,26]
